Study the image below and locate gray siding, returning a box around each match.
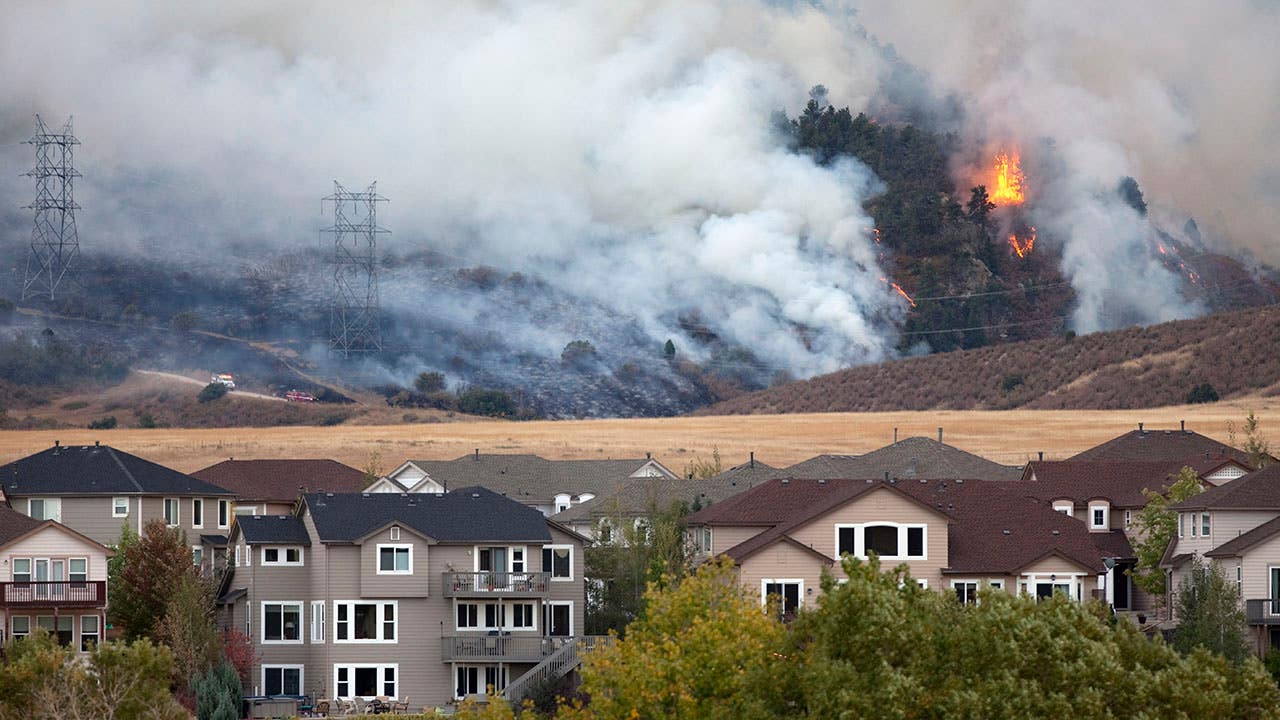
[12,494,231,546]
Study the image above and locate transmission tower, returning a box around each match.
[22,115,81,301]
[323,181,387,357]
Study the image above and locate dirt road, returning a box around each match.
[134,370,286,402]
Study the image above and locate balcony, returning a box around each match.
[442,572,550,598]
[1245,599,1280,625]
[0,581,106,608]
[442,635,585,663]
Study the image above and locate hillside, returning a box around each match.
[696,305,1280,414]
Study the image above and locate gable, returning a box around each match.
[365,477,408,494]
[1,521,111,559]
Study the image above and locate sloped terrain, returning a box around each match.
[696,305,1280,414]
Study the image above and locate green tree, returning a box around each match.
[170,310,199,333]
[156,575,222,688]
[197,382,228,403]
[1130,466,1203,602]
[193,661,242,720]
[1117,176,1148,215]
[414,371,445,393]
[1186,382,1220,404]
[458,388,516,417]
[683,446,722,480]
[112,519,199,640]
[585,501,692,635]
[663,339,676,360]
[965,185,995,227]
[1173,557,1250,663]
[1229,410,1272,468]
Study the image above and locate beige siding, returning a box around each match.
[1237,532,1280,601]
[3,526,110,581]
[710,526,769,555]
[736,542,829,611]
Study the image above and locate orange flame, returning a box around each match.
[890,282,916,308]
[1009,227,1036,258]
[990,152,1026,206]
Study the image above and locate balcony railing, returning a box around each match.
[442,572,550,598]
[0,581,106,608]
[441,635,603,663]
[1244,599,1280,625]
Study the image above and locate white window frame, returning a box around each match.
[1237,564,1244,596]
[389,525,400,541]
[702,527,712,553]
[68,557,87,583]
[554,493,571,514]
[1201,512,1211,538]
[508,602,537,630]
[473,545,526,574]
[311,601,325,643]
[1052,501,1073,516]
[1178,513,1185,538]
[217,500,230,529]
[1088,502,1109,530]
[759,578,804,609]
[111,497,129,518]
[334,664,398,700]
[1021,572,1086,603]
[234,505,259,517]
[951,580,980,605]
[1124,510,1132,527]
[234,545,241,567]
[192,546,204,566]
[542,544,574,581]
[79,615,99,652]
[376,544,413,575]
[11,615,30,639]
[261,546,304,566]
[260,602,304,644]
[262,665,304,697]
[333,601,398,644]
[191,498,204,529]
[163,498,179,527]
[544,601,574,638]
[833,523,928,561]
[27,498,62,523]
[456,602,481,631]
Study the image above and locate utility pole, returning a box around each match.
[323,181,387,357]
[22,115,81,301]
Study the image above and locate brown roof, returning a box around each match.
[1070,427,1254,466]
[1172,463,1280,511]
[0,504,44,546]
[1205,515,1280,558]
[192,459,366,504]
[1021,460,1190,508]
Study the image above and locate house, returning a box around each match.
[551,455,776,540]
[0,503,112,651]
[1164,463,1280,654]
[0,443,236,567]
[366,452,677,516]
[686,476,1112,617]
[1070,422,1262,476]
[781,436,1025,482]
[191,459,368,516]
[221,488,588,707]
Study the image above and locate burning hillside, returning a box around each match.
[990,152,1026,206]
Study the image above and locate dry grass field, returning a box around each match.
[0,396,1275,474]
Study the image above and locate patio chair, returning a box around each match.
[391,696,410,714]
[351,697,368,715]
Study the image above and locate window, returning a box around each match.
[542,545,573,580]
[262,547,303,566]
[457,603,480,630]
[378,545,412,574]
[954,581,979,605]
[484,603,505,629]
[28,498,61,522]
[555,493,571,514]
[456,666,480,697]
[512,547,525,573]
[545,602,572,637]
[218,500,230,529]
[334,602,397,642]
[69,558,87,585]
[112,497,129,518]
[1052,502,1072,516]
[837,527,856,556]
[702,527,712,553]
[1202,512,1211,537]
[907,527,925,556]
[311,602,325,643]
[989,580,1005,591]
[1191,515,1198,536]
[163,498,179,526]
[485,666,507,694]
[262,603,302,643]
[762,579,802,619]
[39,616,73,645]
[79,615,99,652]
[389,525,400,541]
[834,524,926,560]
[13,558,31,583]
[1090,505,1108,529]
[11,616,30,640]
[263,666,303,696]
[1237,565,1244,596]
[335,665,397,699]
[510,603,535,629]
[234,505,259,516]
[192,499,204,528]
[598,523,613,544]
[1124,510,1132,527]
[234,546,241,567]
[192,547,204,566]
[1178,513,1185,538]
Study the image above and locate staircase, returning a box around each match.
[503,636,605,703]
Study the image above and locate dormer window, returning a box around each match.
[1052,501,1073,517]
[1088,502,1109,530]
[554,494,571,514]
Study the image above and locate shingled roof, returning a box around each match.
[401,454,672,499]
[0,444,234,496]
[1020,460,1189,508]
[0,503,44,546]
[192,459,366,504]
[1070,426,1254,466]
[782,437,1023,482]
[1205,515,1280,558]
[552,472,760,524]
[304,487,552,544]
[237,515,312,546]
[1172,463,1280,511]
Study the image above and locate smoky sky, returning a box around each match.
[1,1,1276,375]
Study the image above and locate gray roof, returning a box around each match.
[552,470,764,524]
[238,515,311,546]
[304,487,552,544]
[782,437,1023,481]
[404,454,671,500]
[0,444,235,497]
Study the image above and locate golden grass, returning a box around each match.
[1,396,1275,473]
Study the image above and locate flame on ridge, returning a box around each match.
[1009,226,1036,259]
[990,152,1025,206]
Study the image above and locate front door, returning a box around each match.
[1113,563,1131,610]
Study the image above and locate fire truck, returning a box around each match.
[211,373,236,389]
[285,390,317,403]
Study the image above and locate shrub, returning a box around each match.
[319,413,348,426]
[193,661,242,720]
[88,415,118,430]
[1187,383,1220,404]
[562,339,598,365]
[60,400,89,410]
[1001,374,1025,392]
[198,382,228,403]
[170,311,199,333]
[458,388,516,417]
[135,411,160,428]
[414,371,446,393]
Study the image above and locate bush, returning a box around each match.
[458,388,516,417]
[170,311,199,333]
[135,411,160,428]
[562,339,598,365]
[414,371,446,393]
[319,413,348,426]
[198,383,228,403]
[60,400,89,410]
[1001,374,1025,392]
[193,661,242,720]
[88,415,118,430]
[1187,382,1220,404]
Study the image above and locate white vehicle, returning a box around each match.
[211,373,236,389]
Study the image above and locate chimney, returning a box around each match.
[94,440,100,447]
[749,451,755,469]
[53,440,59,447]
[883,471,889,482]
[937,427,943,443]
[474,448,479,460]
[1181,420,1186,432]
[645,451,651,460]
[1139,422,1144,434]
[893,427,898,445]
[1038,451,1044,462]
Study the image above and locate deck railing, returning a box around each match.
[441,572,551,598]
[1245,599,1280,625]
[0,581,106,608]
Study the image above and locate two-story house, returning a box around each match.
[191,458,368,516]
[222,487,587,708]
[686,477,1111,616]
[0,443,237,568]
[0,503,111,651]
